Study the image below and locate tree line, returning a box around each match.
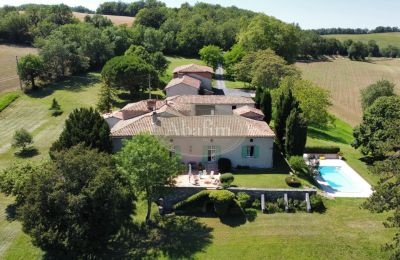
[313,26,400,35]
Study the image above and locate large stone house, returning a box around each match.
[104,95,275,169]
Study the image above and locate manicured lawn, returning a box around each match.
[0,73,101,170]
[224,79,250,89]
[0,92,20,112]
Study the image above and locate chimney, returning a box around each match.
[152,111,158,125]
[147,99,157,111]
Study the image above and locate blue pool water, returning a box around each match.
[319,166,360,192]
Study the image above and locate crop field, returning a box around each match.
[73,12,135,26]
[0,45,37,93]
[296,56,400,125]
[324,32,400,48]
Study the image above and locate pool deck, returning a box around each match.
[316,159,373,198]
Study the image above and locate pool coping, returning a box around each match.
[315,159,373,198]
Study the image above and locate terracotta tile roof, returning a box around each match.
[111,115,275,138]
[165,76,201,89]
[233,106,264,116]
[173,64,214,74]
[167,95,255,105]
[119,100,165,119]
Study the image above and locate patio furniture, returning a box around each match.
[210,171,214,179]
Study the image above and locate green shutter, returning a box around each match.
[241,146,247,158]
[254,145,260,158]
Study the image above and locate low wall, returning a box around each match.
[161,186,317,209]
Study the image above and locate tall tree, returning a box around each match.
[285,107,308,156]
[124,45,169,74]
[199,45,224,70]
[361,79,395,111]
[115,133,181,223]
[19,145,135,258]
[97,84,114,113]
[50,107,112,155]
[101,55,157,98]
[353,96,400,157]
[260,89,272,124]
[275,87,297,151]
[17,54,44,90]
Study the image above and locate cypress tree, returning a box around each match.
[285,107,308,156]
[50,107,112,157]
[97,84,114,113]
[254,86,263,109]
[274,87,296,151]
[260,89,272,124]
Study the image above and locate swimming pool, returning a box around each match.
[316,160,372,197]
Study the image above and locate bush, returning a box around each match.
[49,98,63,116]
[218,158,232,173]
[304,146,340,154]
[310,194,326,212]
[265,202,280,213]
[173,190,211,213]
[229,199,245,216]
[12,128,33,153]
[245,208,257,222]
[285,176,302,187]
[220,173,234,188]
[288,156,307,175]
[209,190,236,217]
[236,192,250,208]
[252,198,261,209]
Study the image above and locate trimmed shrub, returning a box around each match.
[252,199,261,209]
[265,202,280,213]
[218,158,232,173]
[220,173,234,188]
[285,176,302,187]
[245,208,257,222]
[236,192,250,208]
[288,156,307,175]
[209,190,236,217]
[229,199,245,216]
[304,146,340,154]
[173,190,211,213]
[310,194,326,212]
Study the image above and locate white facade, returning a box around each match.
[113,136,274,169]
[166,83,199,97]
[185,73,212,90]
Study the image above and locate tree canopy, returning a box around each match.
[353,96,400,157]
[199,45,224,70]
[115,133,182,223]
[50,107,112,155]
[17,54,44,90]
[361,79,395,111]
[19,145,135,258]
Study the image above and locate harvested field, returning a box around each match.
[73,12,135,26]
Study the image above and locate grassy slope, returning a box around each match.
[296,57,400,125]
[0,45,37,93]
[0,73,101,170]
[161,56,205,83]
[324,32,400,48]
[196,199,393,259]
[0,92,19,112]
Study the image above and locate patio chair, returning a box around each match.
[210,171,214,179]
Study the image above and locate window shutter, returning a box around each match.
[254,145,260,158]
[241,146,247,158]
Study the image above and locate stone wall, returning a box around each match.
[161,186,317,209]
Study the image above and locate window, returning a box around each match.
[246,146,255,157]
[232,105,237,110]
[250,138,254,143]
[208,145,216,162]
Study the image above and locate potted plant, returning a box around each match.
[338,151,344,160]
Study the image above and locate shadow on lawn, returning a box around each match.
[106,215,213,259]
[26,74,101,98]
[308,126,349,144]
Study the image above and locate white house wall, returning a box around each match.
[186,73,212,90]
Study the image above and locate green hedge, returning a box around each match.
[173,190,211,212]
[0,92,20,112]
[209,190,236,217]
[304,146,340,154]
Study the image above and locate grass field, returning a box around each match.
[0,45,37,93]
[0,92,19,112]
[161,56,205,83]
[296,56,400,125]
[325,32,400,48]
[72,12,135,26]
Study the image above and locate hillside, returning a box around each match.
[324,32,400,48]
[296,56,400,125]
[73,12,135,26]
